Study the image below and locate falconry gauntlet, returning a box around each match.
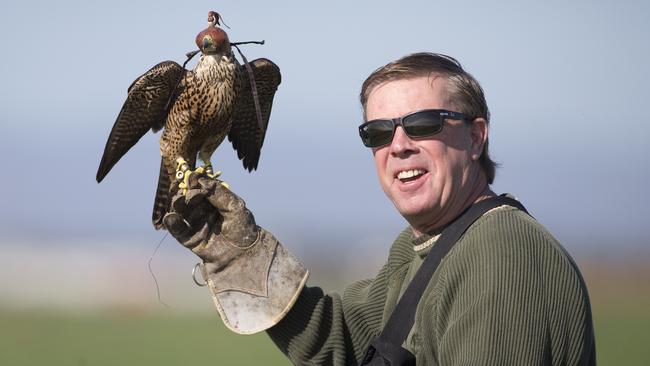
[163,174,308,334]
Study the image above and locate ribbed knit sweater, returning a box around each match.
[268,206,596,365]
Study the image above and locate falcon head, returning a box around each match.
[196,11,231,55]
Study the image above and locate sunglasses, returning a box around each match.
[358,109,470,148]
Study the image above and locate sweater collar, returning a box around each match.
[408,196,516,258]
[410,225,446,258]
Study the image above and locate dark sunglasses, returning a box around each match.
[358,109,470,148]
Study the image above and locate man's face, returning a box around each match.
[365,76,483,234]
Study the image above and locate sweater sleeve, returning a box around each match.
[267,229,415,365]
[423,209,595,365]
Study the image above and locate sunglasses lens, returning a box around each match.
[359,110,453,147]
[360,120,394,147]
[403,111,443,137]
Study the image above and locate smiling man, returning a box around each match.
[165,52,596,365]
[363,74,492,237]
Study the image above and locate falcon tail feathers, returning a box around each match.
[96,152,116,183]
[152,159,172,230]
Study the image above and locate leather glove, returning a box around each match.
[163,173,308,334]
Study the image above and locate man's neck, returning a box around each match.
[410,176,494,237]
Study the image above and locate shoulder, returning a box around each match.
[452,205,577,270]
[419,206,595,366]
[437,205,590,305]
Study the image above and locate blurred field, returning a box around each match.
[581,258,650,366]
[0,310,289,366]
[0,259,648,365]
[595,311,650,365]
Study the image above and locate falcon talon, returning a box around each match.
[207,169,222,179]
[201,162,221,179]
[183,170,192,187]
[175,158,190,181]
[206,170,221,179]
[176,157,190,172]
[174,169,193,195]
[204,164,213,175]
[178,178,189,190]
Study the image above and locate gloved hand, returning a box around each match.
[163,173,308,334]
[163,174,263,280]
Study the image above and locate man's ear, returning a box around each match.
[470,118,488,161]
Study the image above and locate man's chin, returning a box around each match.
[391,190,433,212]
[395,204,433,222]
[392,196,440,226]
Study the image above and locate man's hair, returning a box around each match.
[359,52,497,184]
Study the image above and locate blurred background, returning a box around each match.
[1,0,648,364]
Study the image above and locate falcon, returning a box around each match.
[96,11,281,229]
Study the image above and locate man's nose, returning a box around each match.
[389,126,418,157]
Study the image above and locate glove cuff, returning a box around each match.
[202,229,309,334]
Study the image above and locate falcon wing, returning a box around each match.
[96,61,185,182]
[228,58,281,171]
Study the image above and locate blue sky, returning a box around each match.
[1,0,649,259]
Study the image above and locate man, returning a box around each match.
[164,52,596,365]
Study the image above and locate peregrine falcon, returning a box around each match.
[96,11,281,229]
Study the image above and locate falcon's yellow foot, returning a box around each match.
[202,163,222,179]
[202,163,230,189]
[178,170,192,194]
[175,158,191,194]
[174,158,231,193]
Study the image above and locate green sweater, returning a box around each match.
[268,206,596,365]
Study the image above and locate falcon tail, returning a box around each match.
[152,159,172,230]
[96,150,118,183]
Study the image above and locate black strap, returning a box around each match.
[379,195,528,346]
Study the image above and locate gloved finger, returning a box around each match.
[200,178,246,217]
[185,188,208,207]
[175,196,220,229]
[167,175,221,241]
[170,186,209,217]
[187,200,220,228]
[163,212,212,250]
[179,173,219,211]
[199,180,258,245]
[166,188,213,231]
[163,212,192,240]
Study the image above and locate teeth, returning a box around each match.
[397,169,425,180]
